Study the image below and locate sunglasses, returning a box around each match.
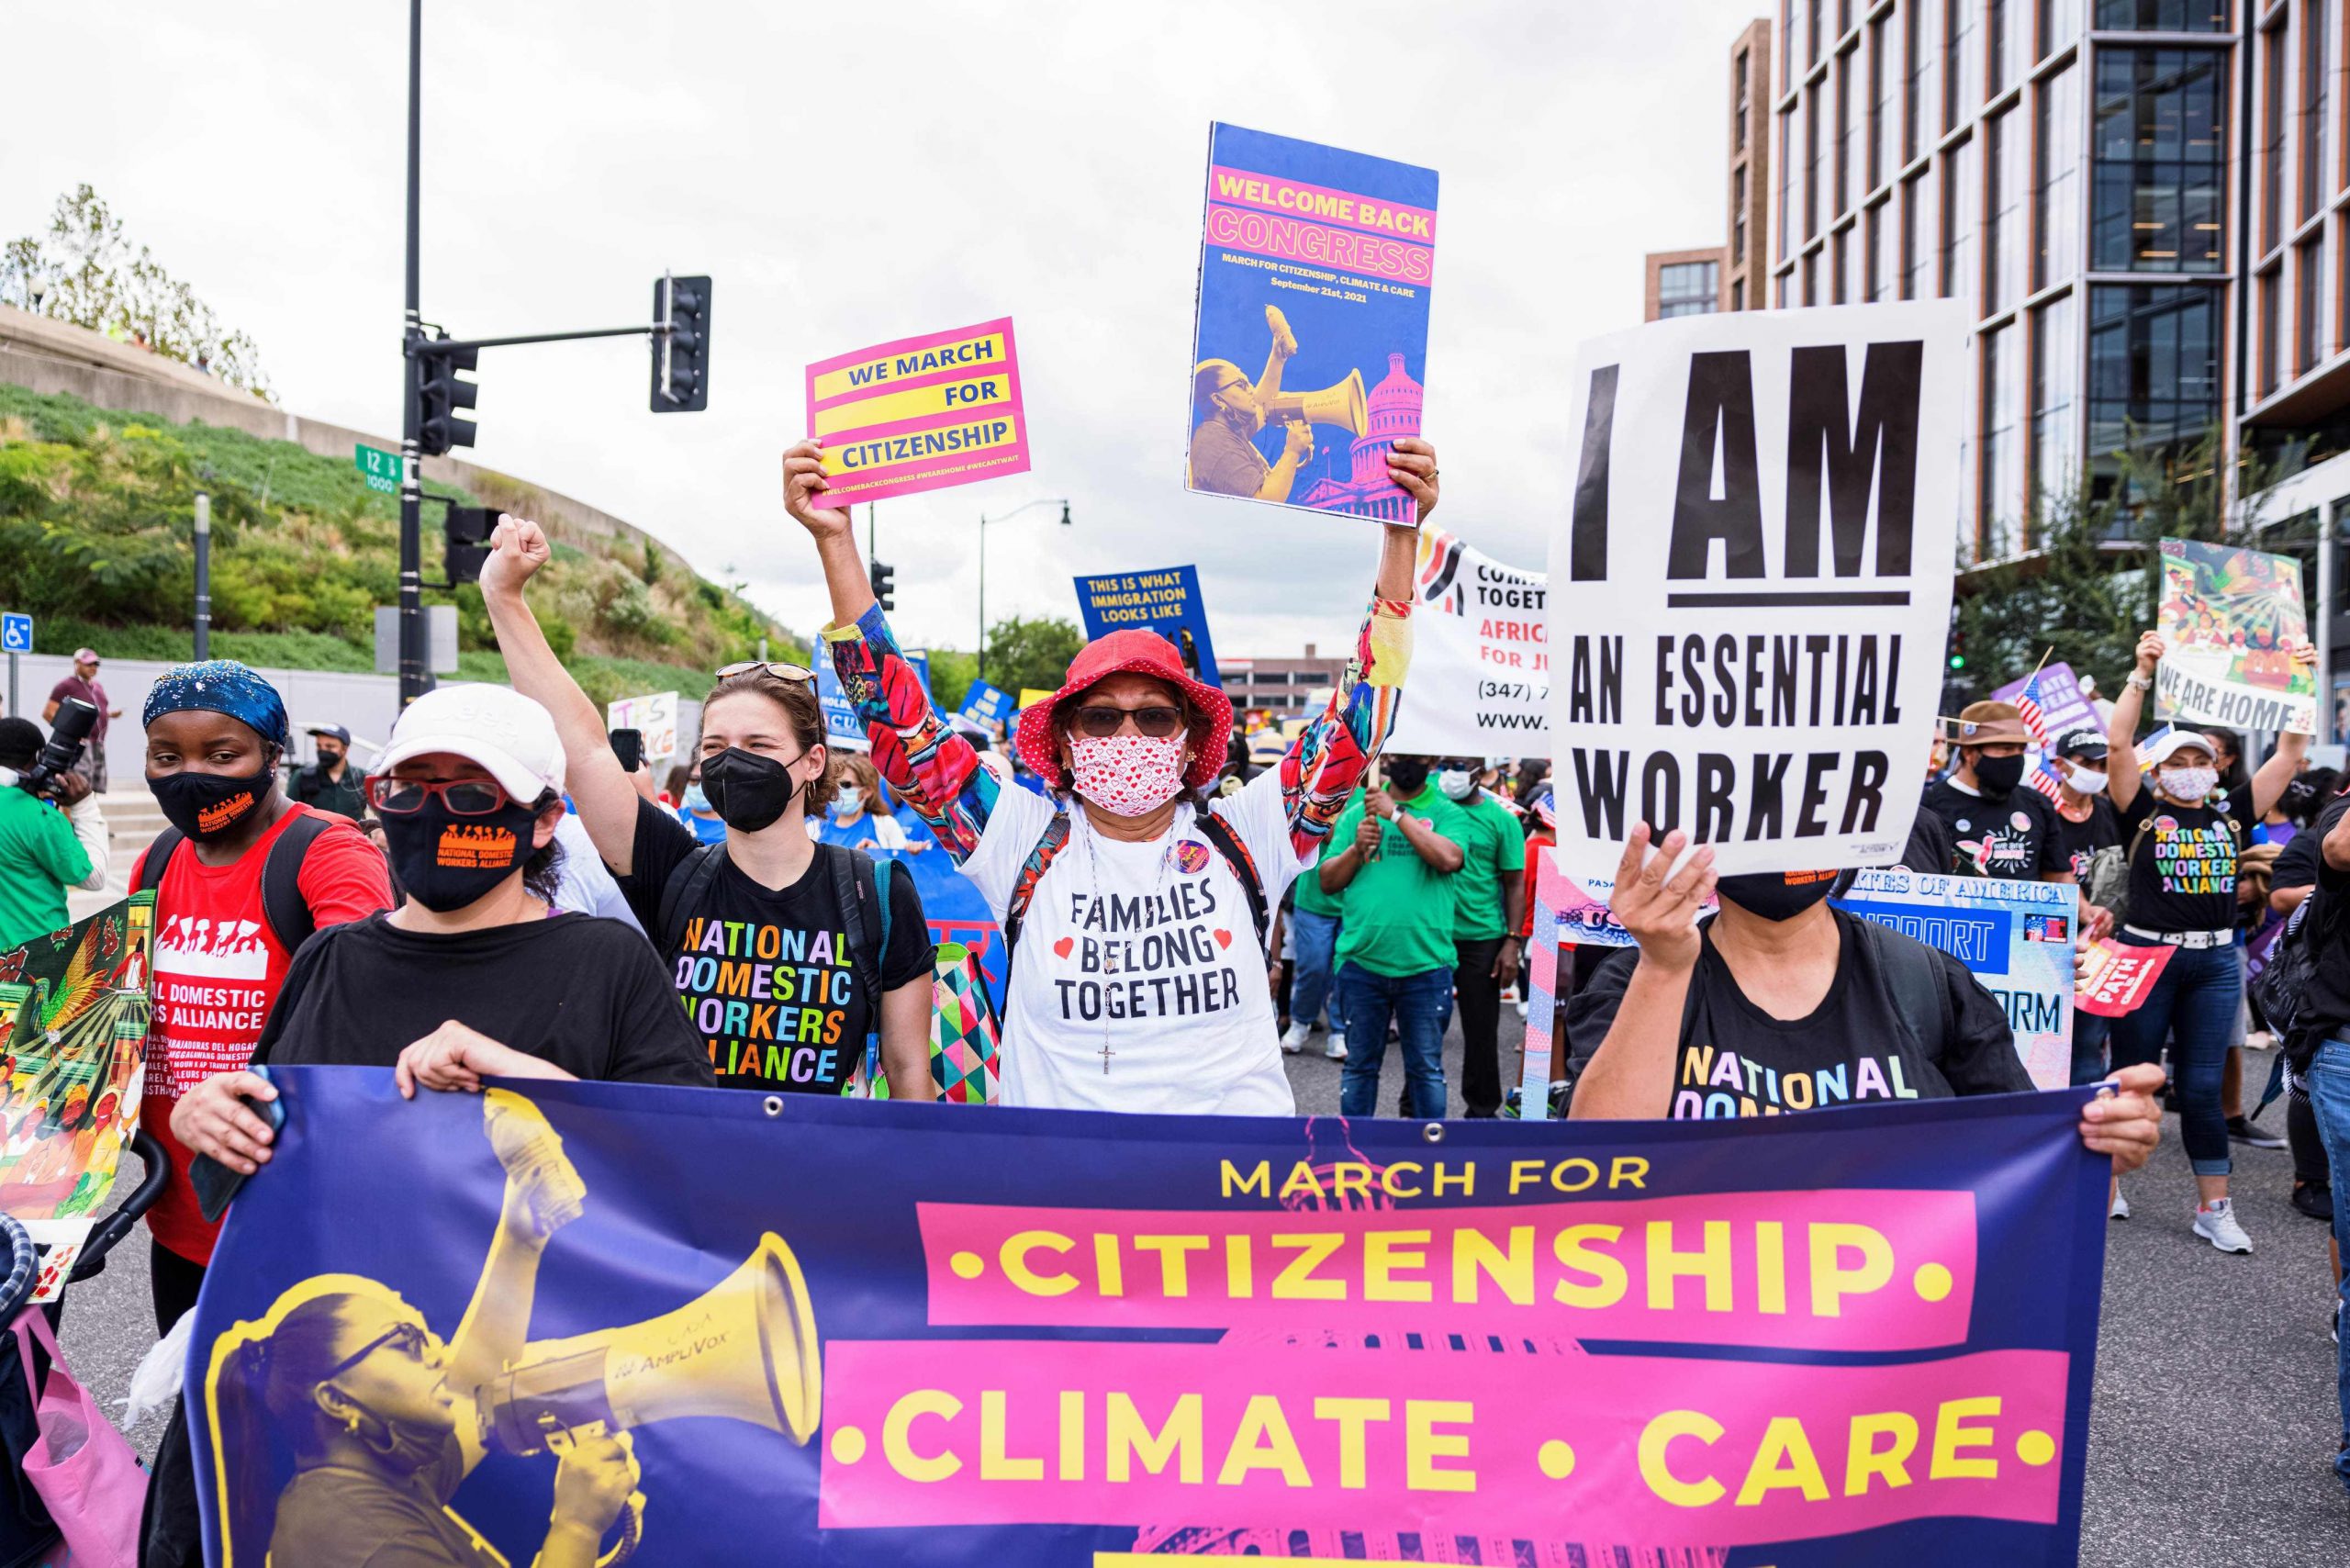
[716,660,816,687]
[321,1321,431,1383]
[364,776,515,816]
[1070,705,1185,739]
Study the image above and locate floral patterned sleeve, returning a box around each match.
[1277,596,1413,862]
[822,605,997,862]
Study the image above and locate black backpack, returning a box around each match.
[135,812,339,954]
[2252,893,2324,1071]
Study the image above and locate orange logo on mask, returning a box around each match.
[196,792,255,834]
[436,822,520,868]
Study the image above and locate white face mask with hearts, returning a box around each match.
[1069,731,1190,817]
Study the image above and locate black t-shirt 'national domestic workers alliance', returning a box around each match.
[618,799,931,1095]
[2114,786,2251,935]
[253,912,712,1086]
[1565,909,2031,1118]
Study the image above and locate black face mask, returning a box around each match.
[379,797,540,913]
[1971,753,2027,795]
[1717,869,1841,923]
[149,760,274,843]
[699,746,800,833]
[1383,760,1431,796]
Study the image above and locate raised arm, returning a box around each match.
[2106,631,2158,814]
[477,516,644,874]
[1273,438,1438,861]
[2247,644,2319,819]
[782,441,996,861]
[1569,827,1718,1119]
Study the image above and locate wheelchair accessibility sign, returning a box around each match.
[1,613,30,654]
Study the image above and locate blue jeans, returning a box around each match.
[2108,936,2241,1177]
[2069,1010,2111,1088]
[1289,908,1346,1036]
[1337,963,1449,1119]
[2306,1038,2350,1493]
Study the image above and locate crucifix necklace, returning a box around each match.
[1077,809,1179,1075]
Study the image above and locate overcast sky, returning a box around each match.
[6,0,1764,659]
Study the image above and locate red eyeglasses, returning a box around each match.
[364,776,515,816]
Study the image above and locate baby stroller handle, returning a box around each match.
[67,1128,170,1285]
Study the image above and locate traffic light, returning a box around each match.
[868,559,896,612]
[415,338,479,455]
[442,505,497,585]
[1948,626,1967,672]
[651,274,711,412]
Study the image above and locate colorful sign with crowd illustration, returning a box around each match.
[1,893,155,1299]
[2155,538,2318,735]
[1834,869,2079,1091]
[1385,527,1550,756]
[808,317,1031,505]
[191,1070,2109,1568]
[1549,301,1967,880]
[1073,566,1220,686]
[1187,123,1437,523]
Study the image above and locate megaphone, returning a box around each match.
[1262,369,1369,438]
[481,1231,822,1457]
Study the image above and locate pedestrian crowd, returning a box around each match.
[3,432,2349,1552]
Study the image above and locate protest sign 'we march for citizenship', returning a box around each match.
[1550,302,1966,879]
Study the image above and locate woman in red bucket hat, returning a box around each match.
[783,434,1440,1114]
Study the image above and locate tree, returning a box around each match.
[3,185,272,399]
[982,614,1085,699]
[1945,425,2307,713]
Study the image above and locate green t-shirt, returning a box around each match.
[0,787,92,950]
[1448,792,1528,941]
[1291,786,1362,919]
[1328,784,1468,979]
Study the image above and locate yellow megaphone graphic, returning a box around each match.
[480,1231,822,1456]
[1262,368,1369,438]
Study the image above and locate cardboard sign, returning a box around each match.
[1835,868,2078,1089]
[1548,301,1966,879]
[2156,538,2317,734]
[1386,526,1549,756]
[1073,566,1219,686]
[2076,937,2176,1018]
[604,689,679,763]
[1187,123,1437,522]
[808,318,1030,505]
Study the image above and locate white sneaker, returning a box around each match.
[1281,1021,1310,1055]
[2109,1191,2130,1221]
[1324,1031,1348,1061]
[2193,1198,2253,1254]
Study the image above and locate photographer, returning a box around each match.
[0,714,109,948]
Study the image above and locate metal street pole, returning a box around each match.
[2322,498,2337,745]
[192,492,211,660]
[977,512,988,685]
[397,0,427,707]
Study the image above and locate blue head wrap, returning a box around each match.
[141,660,291,752]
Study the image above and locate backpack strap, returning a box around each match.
[135,826,186,896]
[1852,913,1954,1059]
[655,842,731,958]
[1000,812,1074,963]
[1195,809,1271,957]
[826,845,888,1007]
[258,812,335,955]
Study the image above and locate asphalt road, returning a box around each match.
[49,1033,2350,1564]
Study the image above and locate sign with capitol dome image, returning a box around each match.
[1185,123,1437,525]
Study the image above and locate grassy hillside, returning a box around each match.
[0,384,803,706]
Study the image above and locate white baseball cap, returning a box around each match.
[374,684,566,801]
[2142,729,2218,769]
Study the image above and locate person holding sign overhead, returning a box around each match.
[1563,826,2165,1177]
[2105,628,2312,1253]
[783,432,1439,1114]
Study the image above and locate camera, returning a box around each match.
[17,698,97,796]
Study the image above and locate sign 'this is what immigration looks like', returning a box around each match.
[1550,302,1965,880]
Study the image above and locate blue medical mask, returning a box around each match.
[682,782,711,812]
